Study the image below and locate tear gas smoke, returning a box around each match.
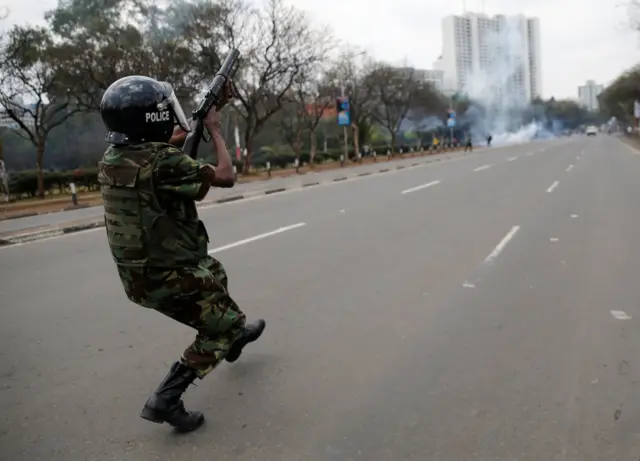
[459,14,554,146]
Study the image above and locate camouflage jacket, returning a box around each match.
[97,142,211,269]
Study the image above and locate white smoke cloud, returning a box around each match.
[460,14,553,146]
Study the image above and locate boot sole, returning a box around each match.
[226,321,266,363]
[140,407,166,424]
[140,407,205,432]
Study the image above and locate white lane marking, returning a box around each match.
[463,282,476,288]
[611,310,632,320]
[484,225,521,264]
[526,152,534,156]
[208,222,306,254]
[401,180,441,195]
[547,181,559,193]
[550,237,559,242]
[571,214,578,218]
[474,164,491,172]
[340,209,346,213]
[507,156,517,162]
[566,164,574,172]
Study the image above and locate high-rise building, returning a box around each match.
[434,12,542,104]
[578,80,604,111]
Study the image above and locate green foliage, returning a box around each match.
[599,64,640,123]
[8,168,100,197]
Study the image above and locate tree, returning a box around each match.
[221,0,331,171]
[278,78,308,164]
[599,64,640,124]
[365,65,433,152]
[0,26,82,197]
[326,49,376,152]
[304,74,334,166]
[278,67,334,166]
[45,0,201,111]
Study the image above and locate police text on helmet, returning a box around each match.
[145,111,171,123]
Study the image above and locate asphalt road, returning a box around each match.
[2,134,640,461]
[0,147,492,234]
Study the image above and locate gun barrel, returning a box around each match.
[192,48,240,119]
[217,49,240,78]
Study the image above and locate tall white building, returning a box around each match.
[434,12,542,104]
[578,80,603,111]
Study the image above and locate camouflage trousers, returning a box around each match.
[117,256,247,378]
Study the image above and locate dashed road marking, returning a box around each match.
[547,181,559,193]
[566,164,574,172]
[484,225,521,264]
[611,310,632,320]
[401,180,441,195]
[208,222,306,254]
[474,165,491,172]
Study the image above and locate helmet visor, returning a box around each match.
[158,82,191,133]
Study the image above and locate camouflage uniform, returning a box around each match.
[98,141,246,378]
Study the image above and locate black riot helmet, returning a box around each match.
[100,75,191,144]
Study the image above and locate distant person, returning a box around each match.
[486,134,492,147]
[97,75,265,433]
[464,133,473,152]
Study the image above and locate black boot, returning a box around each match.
[226,319,266,363]
[140,362,205,432]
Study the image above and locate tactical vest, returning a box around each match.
[97,143,208,268]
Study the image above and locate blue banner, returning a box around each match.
[337,98,351,126]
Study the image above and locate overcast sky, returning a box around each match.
[1,0,638,99]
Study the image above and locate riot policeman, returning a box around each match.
[98,75,266,432]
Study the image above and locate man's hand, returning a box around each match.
[216,78,236,110]
[201,164,216,184]
[204,79,235,134]
[169,126,188,147]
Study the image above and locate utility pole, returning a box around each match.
[341,84,348,162]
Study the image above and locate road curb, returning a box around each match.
[0,228,65,246]
[0,203,93,222]
[0,220,106,246]
[215,195,245,204]
[0,211,39,221]
[264,188,287,195]
[61,221,104,234]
